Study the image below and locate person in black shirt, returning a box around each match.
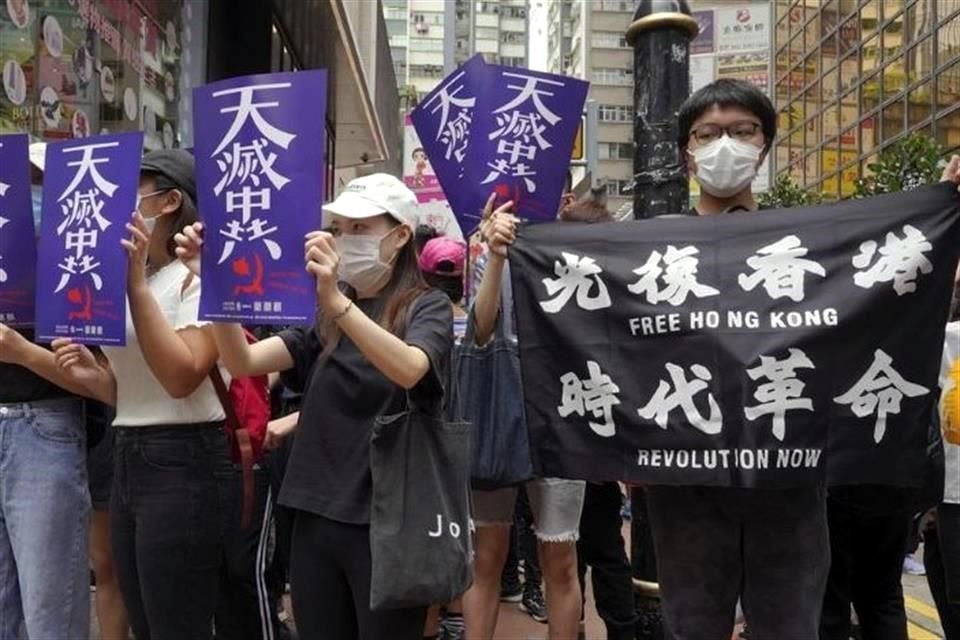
[175,173,452,640]
[644,78,824,640]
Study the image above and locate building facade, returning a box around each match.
[556,0,636,214]
[383,0,454,99]
[551,0,774,213]
[454,0,530,68]
[773,0,960,200]
[0,0,401,193]
[383,0,530,102]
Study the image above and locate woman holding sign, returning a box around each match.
[51,149,231,640]
[174,173,453,640]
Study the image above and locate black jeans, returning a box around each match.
[820,486,916,640]
[647,485,829,640]
[112,424,230,640]
[926,504,960,639]
[214,464,282,640]
[820,487,915,640]
[578,483,637,640]
[290,510,426,640]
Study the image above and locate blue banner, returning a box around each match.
[35,132,142,345]
[413,58,589,229]
[193,70,328,325]
[0,134,38,327]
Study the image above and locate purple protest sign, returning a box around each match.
[35,132,143,345]
[0,134,38,327]
[193,70,327,324]
[467,66,589,223]
[411,54,490,230]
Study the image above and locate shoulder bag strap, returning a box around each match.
[210,366,255,529]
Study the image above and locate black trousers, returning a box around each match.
[926,504,960,639]
[214,465,281,640]
[112,425,230,640]
[265,439,295,601]
[289,510,426,640]
[577,483,637,640]
[820,488,914,640]
[647,485,829,640]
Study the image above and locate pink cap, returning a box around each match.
[419,237,466,276]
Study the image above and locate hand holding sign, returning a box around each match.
[122,212,151,292]
[480,193,518,258]
[174,222,205,277]
[51,337,108,393]
[304,231,340,311]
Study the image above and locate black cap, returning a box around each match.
[140,149,196,203]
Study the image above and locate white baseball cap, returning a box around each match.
[322,173,418,228]
[28,142,47,172]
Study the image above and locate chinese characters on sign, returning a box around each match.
[469,65,588,224]
[411,55,486,230]
[0,134,38,327]
[412,56,589,231]
[36,132,143,345]
[508,182,960,488]
[194,71,328,324]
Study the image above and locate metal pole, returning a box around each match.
[626,4,698,637]
[627,0,698,219]
[585,100,599,190]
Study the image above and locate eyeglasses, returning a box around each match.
[689,121,762,146]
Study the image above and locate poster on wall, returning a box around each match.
[402,115,464,242]
[716,3,771,54]
[1,0,185,149]
[691,10,715,55]
[690,54,715,94]
[0,0,36,133]
[716,50,768,93]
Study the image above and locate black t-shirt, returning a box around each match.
[0,329,67,403]
[277,289,453,524]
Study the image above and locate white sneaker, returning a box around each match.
[903,555,926,576]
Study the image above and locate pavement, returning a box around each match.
[87,550,948,640]
[904,568,944,639]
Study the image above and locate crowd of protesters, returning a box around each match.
[0,77,959,640]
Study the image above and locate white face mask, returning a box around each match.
[137,190,168,235]
[336,230,398,293]
[690,134,762,198]
[142,213,169,235]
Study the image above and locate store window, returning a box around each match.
[908,78,933,128]
[1,0,195,150]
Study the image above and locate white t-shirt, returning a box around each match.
[942,322,960,503]
[103,261,228,427]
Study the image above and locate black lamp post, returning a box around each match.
[626,0,698,220]
[625,3,698,637]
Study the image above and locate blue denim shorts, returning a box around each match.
[472,478,586,542]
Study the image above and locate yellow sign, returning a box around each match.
[571,118,584,161]
[821,150,859,198]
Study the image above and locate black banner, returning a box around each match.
[509,183,960,488]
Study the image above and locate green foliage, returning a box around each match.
[853,133,944,198]
[758,174,823,209]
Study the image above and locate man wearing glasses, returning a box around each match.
[643,79,831,640]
